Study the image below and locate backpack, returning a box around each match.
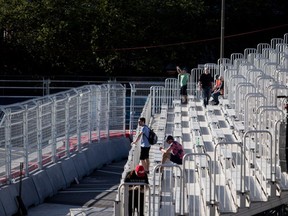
[144,126,158,145]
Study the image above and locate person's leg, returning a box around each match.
[140,147,150,172]
[161,152,170,164]
[139,192,145,216]
[183,85,188,103]
[128,191,133,216]
[142,158,149,173]
[202,89,207,107]
[215,92,220,104]
[135,190,140,216]
[140,159,148,172]
[206,87,211,105]
[212,92,216,102]
[180,86,185,103]
[213,92,220,104]
[170,154,182,165]
[203,87,209,106]
[160,152,170,172]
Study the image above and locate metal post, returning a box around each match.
[220,0,225,59]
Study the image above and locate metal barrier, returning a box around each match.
[213,142,243,212]
[128,82,165,136]
[115,182,151,216]
[164,78,179,108]
[152,163,183,216]
[243,130,275,196]
[182,153,213,216]
[0,83,126,184]
[150,86,165,116]
[117,33,288,215]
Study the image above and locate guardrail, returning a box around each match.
[0,83,126,185]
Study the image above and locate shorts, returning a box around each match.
[180,85,187,96]
[140,147,150,160]
[170,154,182,165]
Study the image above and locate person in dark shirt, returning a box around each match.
[124,165,149,216]
[199,67,214,108]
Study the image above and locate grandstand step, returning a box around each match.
[211,128,226,143]
[246,175,268,202]
[70,207,103,216]
[234,121,245,132]
[174,106,181,114]
[173,100,181,107]
[173,128,182,139]
[190,122,200,131]
[225,108,236,118]
[189,110,198,119]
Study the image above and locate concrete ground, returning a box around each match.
[27,159,127,216]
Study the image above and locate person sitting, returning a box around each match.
[124,164,149,216]
[159,135,185,171]
[211,76,224,105]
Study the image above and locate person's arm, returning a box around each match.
[132,131,143,144]
[176,66,182,74]
[210,77,214,88]
[124,171,132,182]
[159,145,172,154]
[198,76,202,90]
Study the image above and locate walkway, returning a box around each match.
[28,159,127,216]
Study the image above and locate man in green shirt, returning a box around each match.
[177,66,189,104]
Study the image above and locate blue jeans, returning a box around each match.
[212,91,221,103]
[202,87,211,106]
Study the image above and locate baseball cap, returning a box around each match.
[135,165,145,177]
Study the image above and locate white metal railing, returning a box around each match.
[0,83,126,185]
[117,33,288,216]
[115,182,151,216]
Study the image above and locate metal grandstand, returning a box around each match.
[0,34,287,216]
[115,33,288,216]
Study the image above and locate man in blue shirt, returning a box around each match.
[132,117,151,173]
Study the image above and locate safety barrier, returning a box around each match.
[0,83,126,184]
[115,182,151,216]
[116,33,288,216]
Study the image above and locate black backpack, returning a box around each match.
[144,126,158,145]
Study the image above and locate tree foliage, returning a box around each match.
[0,0,287,78]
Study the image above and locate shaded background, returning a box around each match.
[0,0,287,80]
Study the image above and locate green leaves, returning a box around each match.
[0,0,287,78]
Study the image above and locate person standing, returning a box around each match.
[124,164,149,216]
[132,117,150,173]
[199,67,214,107]
[176,66,189,104]
[159,135,185,171]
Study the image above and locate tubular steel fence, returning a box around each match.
[0,83,126,185]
